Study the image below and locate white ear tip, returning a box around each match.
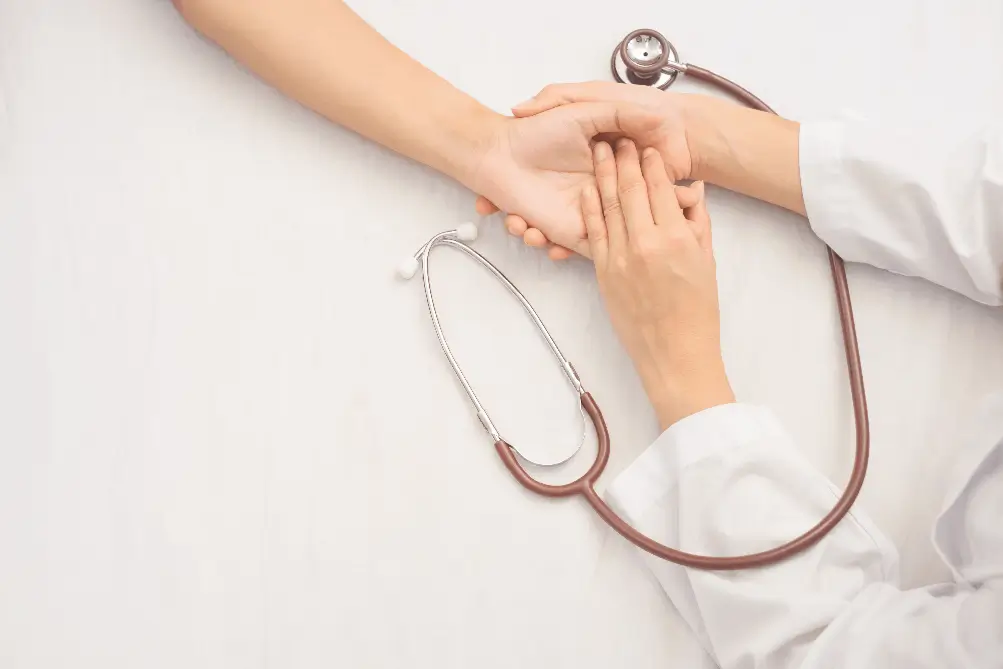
[396,256,419,280]
[455,222,478,241]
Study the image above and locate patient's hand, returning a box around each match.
[470,87,693,260]
[581,138,733,429]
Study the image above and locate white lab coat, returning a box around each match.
[606,117,1003,669]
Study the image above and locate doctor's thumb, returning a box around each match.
[512,84,581,116]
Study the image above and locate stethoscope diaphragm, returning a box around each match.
[611,28,684,90]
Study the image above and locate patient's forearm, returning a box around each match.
[681,95,806,216]
[172,0,501,186]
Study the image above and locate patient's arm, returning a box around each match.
[171,0,656,257]
[171,0,500,185]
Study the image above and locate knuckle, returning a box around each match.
[631,238,661,260]
[611,255,630,275]
[663,230,692,252]
[646,177,669,194]
[602,200,622,219]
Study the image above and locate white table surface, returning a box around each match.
[2,1,1002,666]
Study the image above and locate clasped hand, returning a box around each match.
[469,83,733,426]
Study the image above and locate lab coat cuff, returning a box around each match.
[799,120,851,243]
[605,402,785,521]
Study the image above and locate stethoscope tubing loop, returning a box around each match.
[417,235,589,467]
[406,30,871,572]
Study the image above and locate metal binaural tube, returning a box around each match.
[412,233,588,468]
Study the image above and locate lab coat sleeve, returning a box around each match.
[605,401,1003,669]
[799,117,1003,305]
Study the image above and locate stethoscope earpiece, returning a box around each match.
[454,222,478,242]
[397,223,479,281]
[396,255,420,281]
[611,28,684,90]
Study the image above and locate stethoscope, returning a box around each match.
[399,29,869,570]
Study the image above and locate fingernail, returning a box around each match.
[594,142,610,159]
[511,97,534,110]
[642,147,657,159]
[616,138,633,150]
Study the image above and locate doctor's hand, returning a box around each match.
[583,139,734,429]
[470,96,695,260]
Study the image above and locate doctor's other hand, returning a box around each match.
[583,139,734,429]
[471,94,693,260]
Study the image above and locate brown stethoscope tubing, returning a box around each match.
[495,29,870,570]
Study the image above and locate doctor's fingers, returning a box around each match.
[580,182,609,264]
[547,100,668,146]
[639,148,687,232]
[593,141,628,251]
[511,81,659,117]
[614,140,657,240]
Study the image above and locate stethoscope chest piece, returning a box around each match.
[611,28,683,90]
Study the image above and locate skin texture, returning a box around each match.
[582,141,734,428]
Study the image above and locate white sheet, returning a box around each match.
[1,1,1001,666]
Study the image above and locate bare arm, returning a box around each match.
[172,0,502,187]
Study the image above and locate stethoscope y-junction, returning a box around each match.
[399,29,869,571]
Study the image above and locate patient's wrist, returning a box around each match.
[441,102,507,189]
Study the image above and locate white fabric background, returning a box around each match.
[1,1,1002,667]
